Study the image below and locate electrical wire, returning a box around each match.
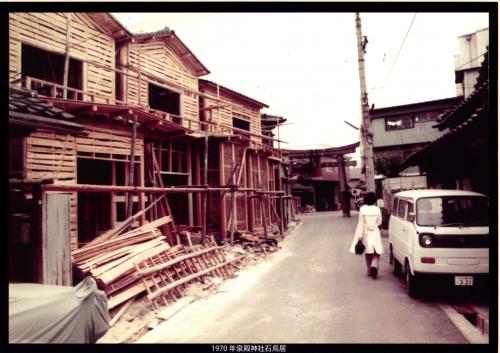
[382,14,417,86]
[372,13,417,100]
[455,53,487,70]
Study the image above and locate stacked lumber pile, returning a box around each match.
[72,227,176,310]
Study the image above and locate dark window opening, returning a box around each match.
[77,159,112,244]
[115,72,123,102]
[148,83,181,123]
[233,115,250,131]
[199,97,207,131]
[21,44,83,99]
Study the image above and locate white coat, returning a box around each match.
[349,205,384,254]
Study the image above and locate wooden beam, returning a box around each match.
[71,105,98,115]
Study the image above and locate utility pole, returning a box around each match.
[355,12,375,193]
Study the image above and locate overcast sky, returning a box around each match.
[112,12,489,153]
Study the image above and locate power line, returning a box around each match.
[455,53,486,70]
[373,13,417,99]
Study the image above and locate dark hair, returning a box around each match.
[364,192,377,205]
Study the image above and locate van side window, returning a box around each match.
[398,200,407,218]
[406,202,414,221]
[392,198,399,216]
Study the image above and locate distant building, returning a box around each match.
[454,28,489,98]
[283,143,358,211]
[370,97,462,176]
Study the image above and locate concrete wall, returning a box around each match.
[454,28,489,97]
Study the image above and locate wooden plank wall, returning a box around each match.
[76,128,144,157]
[26,130,78,249]
[9,12,115,102]
[200,85,263,144]
[126,40,200,127]
[26,127,145,250]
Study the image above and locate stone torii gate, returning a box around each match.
[283,142,359,217]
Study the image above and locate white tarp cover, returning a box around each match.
[9,277,110,343]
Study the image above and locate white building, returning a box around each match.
[454,27,489,97]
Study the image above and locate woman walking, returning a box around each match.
[349,192,383,278]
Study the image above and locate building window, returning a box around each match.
[21,44,83,98]
[414,110,439,123]
[149,83,181,114]
[232,114,250,131]
[385,115,414,130]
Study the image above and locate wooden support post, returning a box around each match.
[230,144,237,246]
[259,196,268,240]
[187,143,193,227]
[32,185,43,284]
[63,13,71,99]
[337,154,351,217]
[270,200,283,236]
[194,145,202,227]
[201,134,209,244]
[219,142,226,242]
[111,161,117,228]
[247,152,254,230]
[127,115,137,220]
[139,153,145,225]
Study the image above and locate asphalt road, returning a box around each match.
[138,211,469,343]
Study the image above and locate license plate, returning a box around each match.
[455,276,473,286]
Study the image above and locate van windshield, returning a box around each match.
[416,196,489,227]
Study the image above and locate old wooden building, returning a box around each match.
[9,12,287,287]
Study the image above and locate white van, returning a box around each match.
[388,189,489,297]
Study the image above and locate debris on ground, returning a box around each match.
[96,222,301,343]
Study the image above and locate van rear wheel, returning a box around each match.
[405,263,419,298]
[392,252,402,276]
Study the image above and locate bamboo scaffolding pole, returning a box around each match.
[62,13,71,99]
[201,132,209,244]
[126,115,137,220]
[230,145,237,246]
[44,183,255,193]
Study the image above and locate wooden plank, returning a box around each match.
[42,193,72,286]
[109,295,137,326]
[27,171,76,179]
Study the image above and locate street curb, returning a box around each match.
[439,303,488,344]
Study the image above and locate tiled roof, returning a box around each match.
[261,114,286,129]
[9,85,84,133]
[9,85,75,120]
[434,80,488,131]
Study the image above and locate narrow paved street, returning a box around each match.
[138,211,468,343]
